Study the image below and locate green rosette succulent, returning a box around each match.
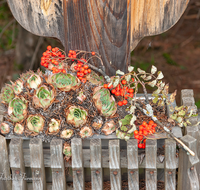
[11,79,23,95]
[27,114,44,133]
[20,70,34,81]
[93,86,117,117]
[0,84,15,104]
[65,106,88,127]
[27,73,42,89]
[0,122,10,134]
[48,118,60,133]
[33,85,55,109]
[8,97,27,122]
[47,73,80,92]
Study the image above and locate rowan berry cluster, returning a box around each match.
[40,46,66,73]
[133,120,157,149]
[73,58,92,83]
[103,78,135,106]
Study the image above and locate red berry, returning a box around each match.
[115,91,120,96]
[149,120,154,125]
[139,135,143,140]
[129,93,134,98]
[121,80,127,85]
[74,66,78,70]
[118,101,123,106]
[87,69,91,73]
[143,130,148,136]
[138,144,143,149]
[108,84,113,89]
[84,65,89,69]
[128,89,134,93]
[142,143,146,149]
[111,89,116,94]
[139,125,143,131]
[139,130,143,135]
[132,78,135,82]
[79,73,84,77]
[62,69,66,73]
[134,130,138,135]
[69,50,73,54]
[84,70,88,75]
[142,121,147,126]
[80,67,85,72]
[122,100,128,105]
[91,52,95,56]
[104,84,108,88]
[77,72,81,77]
[47,45,52,50]
[135,135,139,139]
[81,78,87,83]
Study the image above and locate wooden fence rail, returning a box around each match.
[0,89,199,190]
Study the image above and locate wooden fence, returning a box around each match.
[0,89,199,190]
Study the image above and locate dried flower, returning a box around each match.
[65,106,88,127]
[47,73,80,92]
[80,126,93,138]
[0,122,10,134]
[0,84,14,104]
[14,123,24,134]
[27,74,42,89]
[48,118,60,133]
[27,114,44,133]
[102,120,116,135]
[60,129,74,139]
[8,97,27,122]
[33,85,55,109]
[93,86,117,117]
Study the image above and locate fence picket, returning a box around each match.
[72,138,84,190]
[50,139,66,190]
[90,139,103,190]
[30,138,46,190]
[145,139,157,190]
[165,139,176,190]
[9,138,27,190]
[0,135,11,190]
[178,135,199,190]
[127,139,139,190]
[109,140,121,190]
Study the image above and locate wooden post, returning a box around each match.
[30,138,46,190]
[127,139,139,190]
[145,139,157,190]
[109,140,121,190]
[90,139,103,190]
[165,139,176,190]
[71,138,84,190]
[178,135,199,190]
[186,126,200,188]
[9,138,27,190]
[50,139,66,190]
[0,135,12,190]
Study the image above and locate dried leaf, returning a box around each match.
[178,110,186,116]
[158,99,164,106]
[130,106,136,114]
[128,66,134,72]
[157,71,164,79]
[151,65,157,74]
[130,115,136,125]
[116,70,125,75]
[153,96,159,104]
[170,90,177,103]
[162,84,169,97]
[128,125,136,133]
[177,117,183,123]
[145,75,152,81]
[113,76,120,88]
[125,74,131,82]
[148,80,157,87]
[137,68,146,74]
[141,74,146,79]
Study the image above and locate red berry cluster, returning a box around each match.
[73,58,92,83]
[41,46,66,73]
[134,120,157,149]
[103,78,135,106]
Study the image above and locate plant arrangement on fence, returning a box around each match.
[0,46,197,159]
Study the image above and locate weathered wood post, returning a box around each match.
[177,135,199,190]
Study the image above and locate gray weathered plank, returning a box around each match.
[50,139,66,190]
[177,135,199,190]
[109,140,121,190]
[71,138,84,190]
[165,139,176,190]
[9,138,27,190]
[90,139,103,190]
[145,139,157,190]
[30,138,46,190]
[0,135,12,190]
[127,139,139,190]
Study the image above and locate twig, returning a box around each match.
[135,103,195,156]
[0,19,15,39]
[29,37,44,70]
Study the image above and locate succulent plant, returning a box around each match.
[33,85,55,109]
[27,114,44,133]
[48,118,60,133]
[92,118,103,130]
[11,79,23,95]
[20,70,34,81]
[65,106,88,127]
[93,86,117,117]
[8,97,27,122]
[0,122,10,134]
[14,123,24,134]
[63,142,72,161]
[101,120,116,135]
[47,73,80,92]
[27,73,42,89]
[0,84,14,104]
[60,129,74,139]
[80,126,93,138]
